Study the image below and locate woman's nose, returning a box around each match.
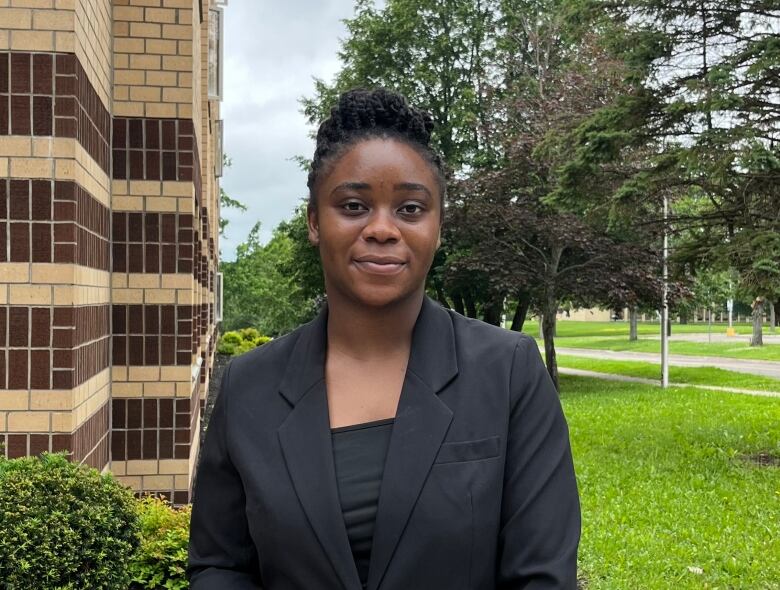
[362,209,400,242]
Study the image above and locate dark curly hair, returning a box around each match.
[307,88,447,213]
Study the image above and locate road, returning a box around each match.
[552,346,780,381]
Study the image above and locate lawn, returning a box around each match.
[557,355,780,392]
[519,320,780,362]
[561,376,780,588]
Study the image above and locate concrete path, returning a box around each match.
[644,332,780,344]
[558,367,780,399]
[551,346,780,380]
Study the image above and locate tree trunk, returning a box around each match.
[451,290,465,316]
[510,292,531,332]
[751,297,764,346]
[542,295,559,393]
[679,311,688,324]
[770,301,776,333]
[483,293,504,326]
[464,293,477,319]
[629,305,638,341]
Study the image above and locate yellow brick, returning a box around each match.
[113,53,129,68]
[176,102,192,119]
[161,366,189,381]
[1,263,30,282]
[109,462,126,476]
[129,85,160,101]
[177,8,190,24]
[117,475,143,490]
[0,8,32,28]
[10,284,51,305]
[32,9,72,30]
[158,459,188,475]
[0,137,32,157]
[10,157,51,177]
[31,263,73,284]
[145,196,177,211]
[114,68,145,85]
[177,39,191,56]
[130,21,160,38]
[114,5,143,20]
[112,288,143,304]
[112,194,144,210]
[0,30,8,50]
[144,474,174,490]
[132,0,163,6]
[145,69,176,85]
[30,390,73,411]
[145,6,174,22]
[161,23,188,39]
[114,36,143,52]
[53,157,74,179]
[52,138,75,158]
[175,289,192,305]
[0,392,29,411]
[111,382,143,398]
[174,474,190,488]
[113,101,144,117]
[162,86,189,103]
[145,289,175,304]
[54,0,74,8]
[177,71,191,87]
[162,0,189,7]
[128,366,160,382]
[161,54,188,71]
[128,274,160,288]
[10,0,52,7]
[143,382,175,396]
[127,460,159,476]
[145,37,175,54]
[53,30,72,51]
[8,412,50,432]
[113,85,129,101]
[113,20,129,36]
[129,53,160,70]
[10,29,53,50]
[129,180,161,196]
[144,102,176,117]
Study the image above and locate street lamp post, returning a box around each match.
[661,193,669,389]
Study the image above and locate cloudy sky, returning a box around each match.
[219,1,356,261]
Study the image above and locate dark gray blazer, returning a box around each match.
[187,296,580,589]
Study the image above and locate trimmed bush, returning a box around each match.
[0,452,139,589]
[217,329,271,356]
[129,496,191,590]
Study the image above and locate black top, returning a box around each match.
[331,418,395,588]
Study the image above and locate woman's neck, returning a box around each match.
[325,290,424,361]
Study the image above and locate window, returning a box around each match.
[215,120,224,177]
[208,8,224,100]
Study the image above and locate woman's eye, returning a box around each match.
[342,202,366,213]
[399,204,423,215]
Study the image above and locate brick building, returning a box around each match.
[0,0,224,504]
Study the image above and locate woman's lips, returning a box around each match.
[353,259,407,275]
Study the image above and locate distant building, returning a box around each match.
[0,0,225,504]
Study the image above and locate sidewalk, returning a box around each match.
[558,367,780,399]
[552,346,780,380]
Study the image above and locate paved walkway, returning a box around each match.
[644,332,780,344]
[558,367,780,399]
[552,346,780,380]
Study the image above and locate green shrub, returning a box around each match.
[0,452,139,589]
[128,496,191,590]
[217,329,271,356]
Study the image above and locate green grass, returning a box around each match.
[561,376,780,588]
[518,320,780,361]
[557,355,780,392]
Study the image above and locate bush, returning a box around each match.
[0,452,140,589]
[217,329,271,356]
[128,496,191,590]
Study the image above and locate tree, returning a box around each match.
[556,0,780,345]
[220,222,317,336]
[217,155,247,240]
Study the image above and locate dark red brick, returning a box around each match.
[32,54,53,94]
[30,307,50,347]
[10,53,31,93]
[8,349,28,389]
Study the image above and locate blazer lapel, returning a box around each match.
[277,307,363,590]
[366,297,459,590]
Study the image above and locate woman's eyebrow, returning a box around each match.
[330,181,371,196]
[394,182,432,198]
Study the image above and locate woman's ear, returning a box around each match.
[307,202,320,246]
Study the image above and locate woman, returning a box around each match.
[187,88,580,589]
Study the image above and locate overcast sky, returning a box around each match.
[219,1,356,261]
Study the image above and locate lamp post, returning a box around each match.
[661,193,669,389]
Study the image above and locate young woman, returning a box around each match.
[188,88,580,589]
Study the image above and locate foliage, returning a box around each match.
[564,376,780,587]
[217,329,272,356]
[128,496,191,590]
[221,221,317,336]
[218,154,247,240]
[0,452,140,590]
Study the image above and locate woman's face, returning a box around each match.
[308,138,442,309]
